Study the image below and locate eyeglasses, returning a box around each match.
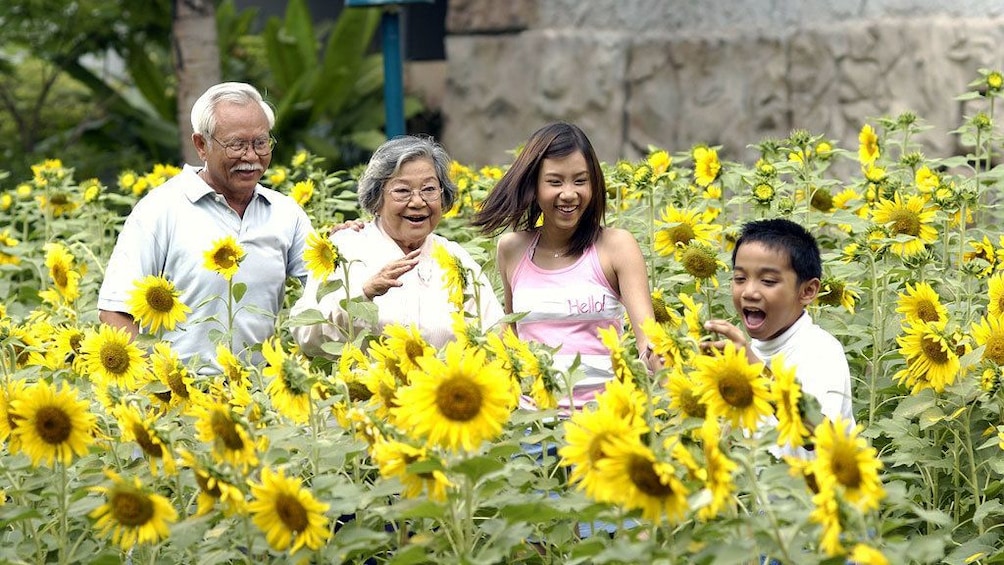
[210,135,276,158]
[386,186,443,203]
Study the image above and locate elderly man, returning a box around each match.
[98,82,313,373]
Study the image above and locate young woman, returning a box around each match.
[473,122,658,407]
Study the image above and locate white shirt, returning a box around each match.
[753,311,855,459]
[290,221,504,356]
[98,165,312,373]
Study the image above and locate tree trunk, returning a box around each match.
[172,0,220,166]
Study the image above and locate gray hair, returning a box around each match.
[190,82,276,138]
[357,136,458,215]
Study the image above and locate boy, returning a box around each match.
[703,218,854,455]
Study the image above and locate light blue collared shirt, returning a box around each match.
[98,165,312,373]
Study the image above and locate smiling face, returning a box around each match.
[377,157,443,252]
[193,101,272,199]
[536,151,592,233]
[731,241,819,340]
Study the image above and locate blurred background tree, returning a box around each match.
[0,0,417,183]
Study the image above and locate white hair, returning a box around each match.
[190,82,275,138]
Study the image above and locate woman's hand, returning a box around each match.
[362,249,421,299]
[329,219,366,235]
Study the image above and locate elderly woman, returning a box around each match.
[290,136,504,355]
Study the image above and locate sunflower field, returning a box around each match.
[3,69,1004,564]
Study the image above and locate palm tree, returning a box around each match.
[172,0,221,165]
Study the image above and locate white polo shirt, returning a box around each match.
[98,165,312,373]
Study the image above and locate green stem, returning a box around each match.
[962,405,984,533]
[58,462,68,565]
[737,445,794,563]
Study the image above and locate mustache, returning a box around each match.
[230,163,264,173]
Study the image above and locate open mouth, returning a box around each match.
[403,214,429,224]
[742,307,766,332]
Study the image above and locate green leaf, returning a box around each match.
[311,7,380,120]
[232,282,247,302]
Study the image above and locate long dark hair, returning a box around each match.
[472,122,606,256]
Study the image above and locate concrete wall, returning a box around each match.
[441,0,1004,167]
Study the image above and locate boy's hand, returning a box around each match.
[702,319,761,365]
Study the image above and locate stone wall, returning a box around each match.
[441,0,1004,169]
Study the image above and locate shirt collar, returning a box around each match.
[181,164,272,205]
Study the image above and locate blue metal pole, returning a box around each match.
[382,9,405,137]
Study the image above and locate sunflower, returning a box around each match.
[113,403,176,476]
[217,343,250,386]
[989,273,1004,318]
[697,418,737,521]
[595,377,649,429]
[303,230,339,281]
[811,417,885,511]
[0,379,28,448]
[751,181,776,206]
[40,242,81,304]
[770,355,810,448]
[53,324,87,374]
[810,486,845,556]
[203,235,245,280]
[392,341,514,452]
[963,236,997,278]
[432,242,467,310]
[653,205,721,259]
[598,326,635,384]
[692,341,771,432]
[380,323,434,377]
[648,149,672,176]
[896,281,947,324]
[667,367,707,420]
[248,467,331,553]
[262,338,313,424]
[641,318,686,370]
[870,192,938,258]
[850,544,889,565]
[126,275,191,334]
[180,449,247,517]
[0,229,21,266]
[679,241,726,290]
[290,179,314,206]
[971,314,1004,366]
[11,380,96,467]
[559,404,645,501]
[592,435,689,523]
[90,470,178,551]
[80,325,149,390]
[192,396,259,470]
[371,438,453,501]
[692,146,721,187]
[895,319,961,394]
[816,277,859,314]
[150,342,194,407]
[858,123,880,166]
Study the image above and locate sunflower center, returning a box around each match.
[195,471,222,497]
[587,432,611,466]
[213,248,237,270]
[810,189,834,212]
[915,300,940,323]
[435,376,483,422]
[829,445,863,488]
[920,336,949,364]
[667,225,695,247]
[52,264,69,288]
[679,389,707,418]
[111,488,155,527]
[404,340,425,364]
[132,423,163,457]
[210,410,245,450]
[984,333,1004,365]
[145,286,176,313]
[681,247,718,279]
[167,369,190,399]
[100,342,131,375]
[717,371,754,408]
[35,406,72,444]
[888,209,921,237]
[627,454,674,497]
[275,493,309,533]
[347,381,373,402]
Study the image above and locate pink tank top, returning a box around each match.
[512,232,625,391]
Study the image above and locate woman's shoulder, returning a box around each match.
[596,227,640,249]
[497,230,535,258]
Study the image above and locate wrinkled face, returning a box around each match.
[731,241,818,341]
[378,158,443,252]
[536,151,592,232]
[194,101,271,196]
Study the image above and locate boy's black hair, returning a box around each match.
[731,218,822,283]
